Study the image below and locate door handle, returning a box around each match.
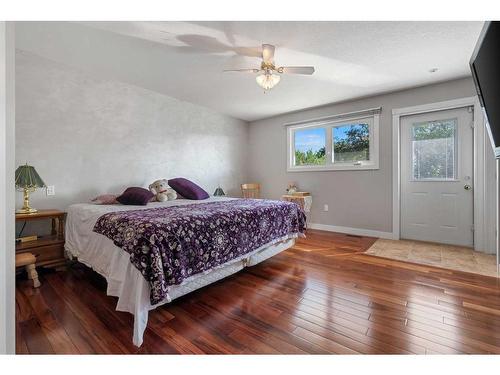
[464,184,472,190]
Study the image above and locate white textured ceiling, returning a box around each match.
[15,21,484,121]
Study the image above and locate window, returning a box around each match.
[411,118,457,180]
[293,127,326,166]
[287,110,380,171]
[333,123,370,164]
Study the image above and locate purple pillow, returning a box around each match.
[116,187,154,205]
[168,178,209,200]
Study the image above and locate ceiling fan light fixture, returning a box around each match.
[224,44,314,90]
[256,73,280,90]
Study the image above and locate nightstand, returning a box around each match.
[15,209,66,270]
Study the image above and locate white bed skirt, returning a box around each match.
[64,199,297,346]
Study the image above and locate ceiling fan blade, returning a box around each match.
[223,69,260,73]
[262,44,275,63]
[279,66,315,75]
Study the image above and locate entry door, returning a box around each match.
[400,107,474,247]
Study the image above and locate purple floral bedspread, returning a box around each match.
[93,199,306,305]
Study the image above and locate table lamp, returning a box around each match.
[213,186,226,196]
[15,164,46,214]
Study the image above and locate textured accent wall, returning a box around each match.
[248,78,483,234]
[15,50,248,215]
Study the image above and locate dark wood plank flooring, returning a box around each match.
[16,230,500,354]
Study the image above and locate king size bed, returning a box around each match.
[65,197,306,346]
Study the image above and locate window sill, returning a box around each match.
[287,164,379,172]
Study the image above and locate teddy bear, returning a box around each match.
[148,179,177,202]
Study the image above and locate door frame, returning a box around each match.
[392,96,490,251]
[0,21,15,354]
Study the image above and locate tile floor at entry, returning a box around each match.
[365,239,498,277]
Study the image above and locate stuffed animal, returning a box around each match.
[148,179,177,202]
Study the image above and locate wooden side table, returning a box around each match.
[282,193,312,212]
[15,209,66,270]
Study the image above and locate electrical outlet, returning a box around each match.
[323,204,329,212]
[46,185,55,196]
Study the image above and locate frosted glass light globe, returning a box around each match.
[256,73,281,90]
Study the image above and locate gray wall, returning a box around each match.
[15,50,248,227]
[248,77,478,233]
[15,50,487,238]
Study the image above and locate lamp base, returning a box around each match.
[16,207,38,214]
[17,187,38,214]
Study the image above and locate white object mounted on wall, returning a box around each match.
[46,185,55,196]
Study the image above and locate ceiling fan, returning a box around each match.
[224,44,315,91]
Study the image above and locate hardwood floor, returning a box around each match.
[16,230,500,354]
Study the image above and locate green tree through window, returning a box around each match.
[295,147,326,165]
[333,124,370,163]
[294,127,326,165]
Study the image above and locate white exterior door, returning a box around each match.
[400,107,474,247]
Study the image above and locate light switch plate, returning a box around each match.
[323,204,329,212]
[46,185,55,196]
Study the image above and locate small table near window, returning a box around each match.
[281,193,312,213]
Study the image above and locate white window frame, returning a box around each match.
[286,109,380,172]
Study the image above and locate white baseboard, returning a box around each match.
[308,222,395,239]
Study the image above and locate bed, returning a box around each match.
[64,197,306,346]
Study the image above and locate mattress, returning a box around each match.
[64,197,297,346]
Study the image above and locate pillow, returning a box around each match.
[168,178,209,200]
[116,187,154,206]
[91,194,118,205]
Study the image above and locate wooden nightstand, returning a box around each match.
[15,209,66,270]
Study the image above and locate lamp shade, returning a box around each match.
[15,164,46,190]
[213,187,226,196]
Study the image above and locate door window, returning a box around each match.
[411,118,457,180]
